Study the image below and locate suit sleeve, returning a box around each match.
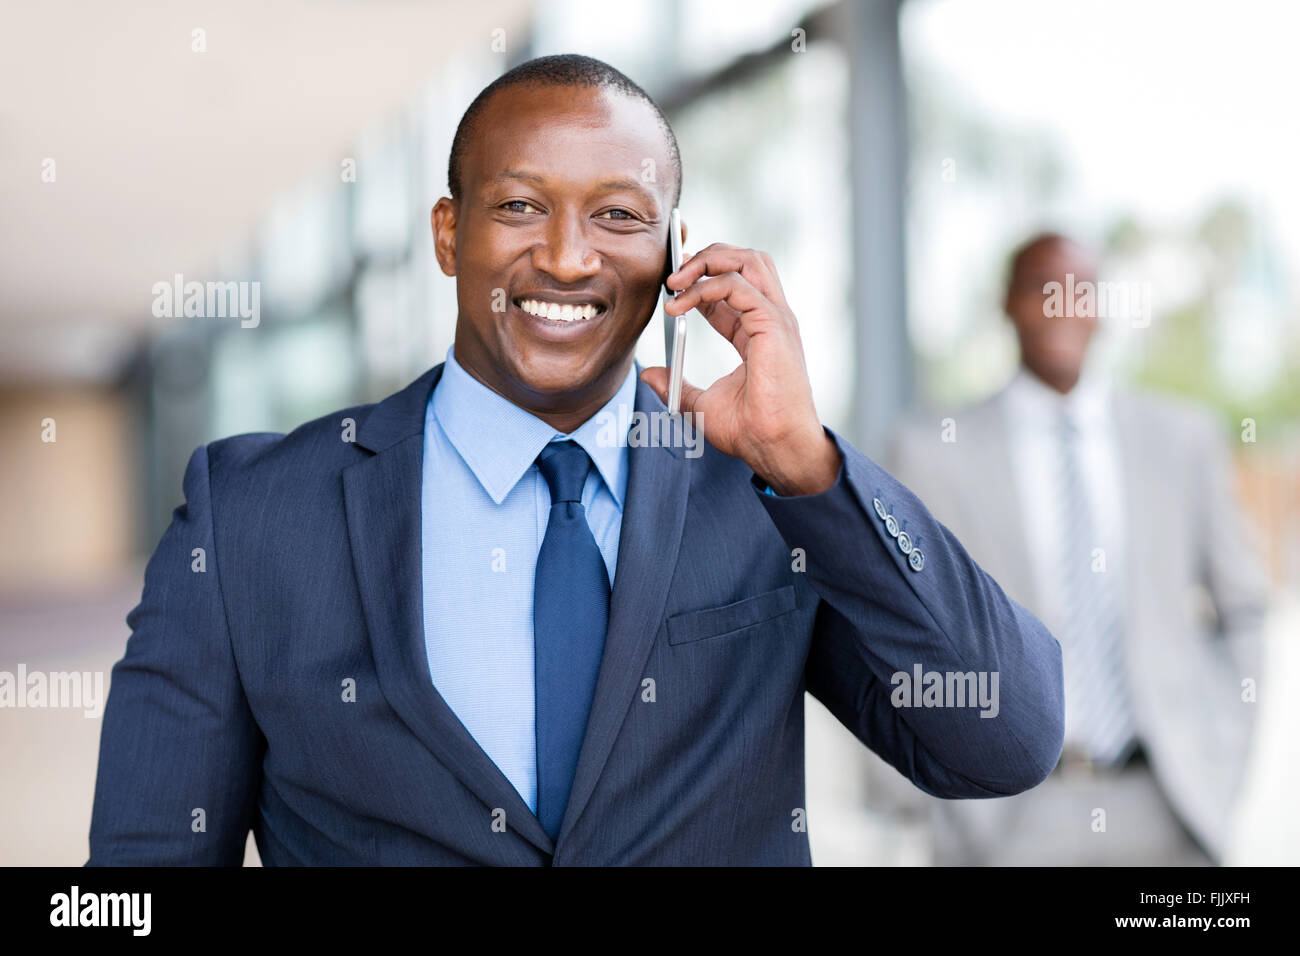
[88,444,264,865]
[1194,414,1270,688]
[757,429,1064,798]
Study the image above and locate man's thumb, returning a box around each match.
[640,366,703,414]
[640,366,669,403]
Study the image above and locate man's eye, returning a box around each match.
[501,200,540,214]
[598,208,637,221]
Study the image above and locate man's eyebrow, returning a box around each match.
[489,168,657,200]
[594,176,652,195]
[491,167,547,186]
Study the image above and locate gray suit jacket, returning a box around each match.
[881,379,1268,863]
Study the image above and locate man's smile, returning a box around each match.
[510,290,612,341]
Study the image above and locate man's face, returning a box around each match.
[1005,239,1099,389]
[432,85,676,419]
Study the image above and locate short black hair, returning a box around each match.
[447,53,682,208]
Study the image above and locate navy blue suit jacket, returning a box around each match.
[88,363,1064,865]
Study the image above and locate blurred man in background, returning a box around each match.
[883,232,1270,865]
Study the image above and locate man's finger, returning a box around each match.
[668,273,772,345]
[640,365,670,402]
[668,245,783,306]
[639,367,706,416]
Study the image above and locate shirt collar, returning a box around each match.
[430,346,635,509]
[1005,364,1111,431]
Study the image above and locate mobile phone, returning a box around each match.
[663,208,686,414]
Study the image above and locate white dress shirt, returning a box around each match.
[1001,366,1128,636]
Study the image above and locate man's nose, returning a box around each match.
[532,212,601,282]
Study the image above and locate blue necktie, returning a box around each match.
[534,440,610,840]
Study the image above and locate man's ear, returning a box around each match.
[431,199,458,278]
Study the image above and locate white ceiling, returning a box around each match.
[0,0,530,382]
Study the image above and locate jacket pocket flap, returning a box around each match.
[666,584,797,645]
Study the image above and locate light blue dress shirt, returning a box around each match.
[420,346,635,813]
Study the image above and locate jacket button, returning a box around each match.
[897,531,913,555]
[885,514,899,537]
[909,549,925,572]
[872,497,888,521]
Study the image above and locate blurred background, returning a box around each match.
[1,0,1296,865]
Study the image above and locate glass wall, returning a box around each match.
[135,0,856,544]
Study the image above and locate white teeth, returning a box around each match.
[517,298,601,322]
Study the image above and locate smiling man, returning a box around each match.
[88,54,1065,866]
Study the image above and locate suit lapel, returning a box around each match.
[557,379,691,841]
[342,363,553,855]
[970,394,1042,614]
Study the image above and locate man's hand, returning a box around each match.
[641,243,841,496]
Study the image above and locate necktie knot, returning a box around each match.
[537,440,592,504]
[1056,408,1083,451]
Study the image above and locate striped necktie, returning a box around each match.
[1054,407,1138,766]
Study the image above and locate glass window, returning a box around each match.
[649,44,853,430]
